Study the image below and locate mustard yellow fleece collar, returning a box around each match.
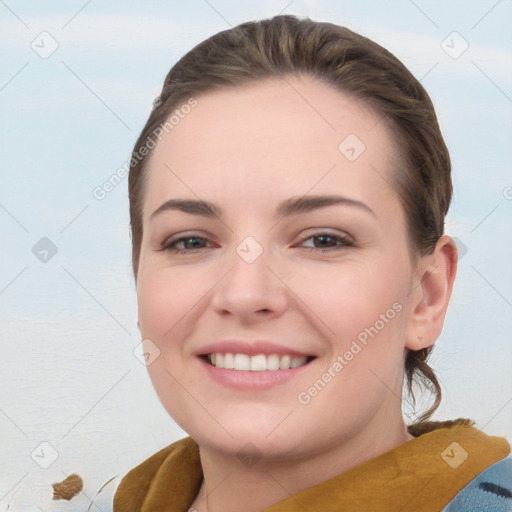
[113,419,510,512]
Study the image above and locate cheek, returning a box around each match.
[137,276,168,338]
[302,279,408,430]
[301,257,405,332]
[137,266,194,338]
[136,268,198,426]
[312,257,409,378]
[136,265,209,385]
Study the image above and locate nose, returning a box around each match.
[210,241,289,323]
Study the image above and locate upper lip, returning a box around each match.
[197,340,314,358]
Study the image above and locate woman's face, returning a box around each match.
[136,75,419,459]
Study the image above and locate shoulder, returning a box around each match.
[443,456,512,511]
[113,436,198,512]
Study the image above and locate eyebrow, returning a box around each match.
[149,194,377,221]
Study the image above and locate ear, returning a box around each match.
[405,235,458,351]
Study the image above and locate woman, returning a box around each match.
[113,14,511,512]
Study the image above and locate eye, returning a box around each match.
[297,231,354,252]
[159,230,354,255]
[159,233,212,254]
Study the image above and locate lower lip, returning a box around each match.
[197,356,312,390]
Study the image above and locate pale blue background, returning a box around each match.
[1,1,511,510]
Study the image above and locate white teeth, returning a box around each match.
[233,353,250,371]
[291,357,307,369]
[279,355,291,370]
[267,354,280,370]
[207,353,309,371]
[250,354,267,371]
[291,356,307,368]
[223,352,234,369]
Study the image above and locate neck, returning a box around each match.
[190,412,413,512]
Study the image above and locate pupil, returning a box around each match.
[317,235,333,247]
[187,238,202,248]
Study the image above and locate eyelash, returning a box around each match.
[159,231,354,254]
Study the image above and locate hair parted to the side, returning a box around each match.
[127,15,452,423]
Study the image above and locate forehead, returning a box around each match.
[161,75,386,153]
[142,75,401,222]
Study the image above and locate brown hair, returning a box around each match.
[128,14,451,422]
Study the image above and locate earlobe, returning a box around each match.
[405,235,458,351]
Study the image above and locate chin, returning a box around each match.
[176,410,305,456]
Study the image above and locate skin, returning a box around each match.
[135,74,457,512]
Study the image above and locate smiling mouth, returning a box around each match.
[202,353,315,371]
